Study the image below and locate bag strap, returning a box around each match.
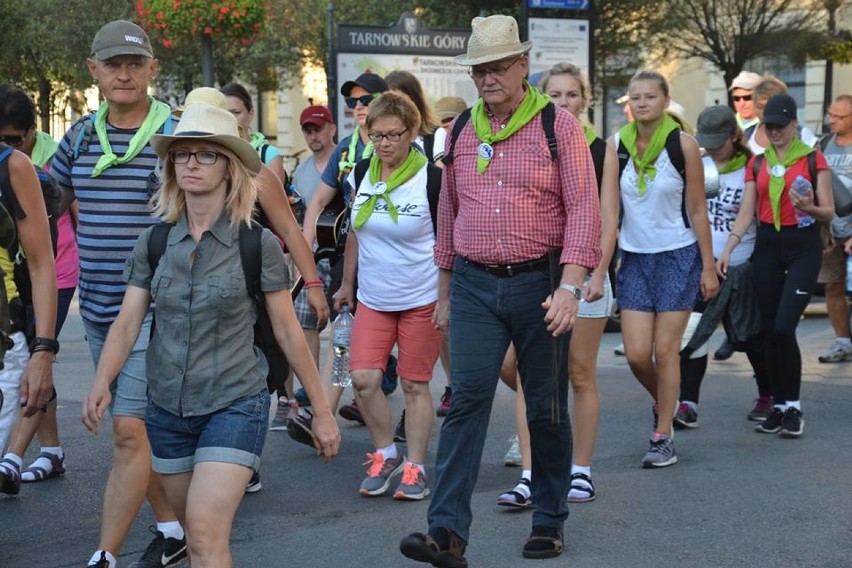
[808,151,818,194]
[146,223,172,274]
[441,109,472,166]
[238,222,264,304]
[353,158,370,193]
[425,163,441,235]
[664,130,690,228]
[541,102,558,161]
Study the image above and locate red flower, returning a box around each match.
[204,25,213,34]
[163,38,173,48]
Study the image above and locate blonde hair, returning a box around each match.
[366,90,422,134]
[538,62,592,112]
[753,76,787,103]
[151,141,257,228]
[629,70,670,97]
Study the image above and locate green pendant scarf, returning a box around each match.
[618,114,680,196]
[249,131,267,150]
[471,82,550,174]
[717,152,748,174]
[339,131,374,173]
[32,131,58,168]
[91,97,171,177]
[763,138,814,230]
[353,148,427,230]
[583,124,597,146]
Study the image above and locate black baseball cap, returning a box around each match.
[341,73,388,97]
[762,94,798,127]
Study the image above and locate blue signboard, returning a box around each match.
[528,0,589,9]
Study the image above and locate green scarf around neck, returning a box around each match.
[717,152,748,175]
[763,137,814,230]
[353,148,427,230]
[32,131,58,168]
[583,123,597,146]
[91,96,171,177]
[339,131,374,174]
[470,82,550,174]
[618,114,680,196]
[249,131,267,150]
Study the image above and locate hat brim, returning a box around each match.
[300,118,330,128]
[453,42,532,66]
[762,115,794,128]
[150,133,262,175]
[92,46,153,60]
[341,79,386,97]
[696,132,730,150]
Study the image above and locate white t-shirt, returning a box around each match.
[747,126,819,155]
[706,167,755,266]
[414,128,447,162]
[346,164,437,311]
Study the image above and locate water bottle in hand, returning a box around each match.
[791,175,815,228]
[331,305,354,388]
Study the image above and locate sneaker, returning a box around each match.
[359,452,403,496]
[503,434,522,467]
[755,407,784,433]
[713,339,735,361]
[269,397,297,431]
[747,396,774,421]
[245,471,262,493]
[382,355,399,396]
[88,551,111,568]
[287,411,316,447]
[436,387,452,417]
[0,459,21,495]
[818,341,852,363]
[497,477,532,508]
[127,526,188,568]
[641,433,678,468]
[673,402,698,429]
[393,410,407,443]
[339,399,365,424]
[294,387,311,407]
[394,462,430,500]
[400,528,468,568]
[614,343,625,356]
[779,407,804,438]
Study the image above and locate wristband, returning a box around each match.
[558,283,582,300]
[303,279,324,289]
[29,337,59,355]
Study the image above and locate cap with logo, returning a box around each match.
[696,105,737,149]
[300,105,334,127]
[728,71,762,92]
[91,20,153,60]
[340,73,389,97]
[762,94,798,127]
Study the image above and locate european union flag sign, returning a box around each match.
[528,0,590,9]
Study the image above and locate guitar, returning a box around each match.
[314,189,349,260]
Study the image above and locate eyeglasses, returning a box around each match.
[732,95,752,102]
[826,112,851,121]
[469,56,523,79]
[170,150,224,165]
[367,129,408,143]
[0,135,25,147]
[345,93,380,109]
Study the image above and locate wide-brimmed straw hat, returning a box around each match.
[151,103,261,174]
[454,15,532,66]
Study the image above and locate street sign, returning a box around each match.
[528,0,589,9]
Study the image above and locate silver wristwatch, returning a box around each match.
[558,283,582,300]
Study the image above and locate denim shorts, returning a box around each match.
[616,242,701,312]
[145,389,270,474]
[578,273,614,319]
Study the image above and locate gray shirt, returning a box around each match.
[124,212,289,416]
[292,154,323,207]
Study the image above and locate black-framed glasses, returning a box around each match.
[170,150,224,165]
[345,93,380,109]
[367,129,408,143]
[469,56,523,79]
[0,135,25,147]
[732,95,752,102]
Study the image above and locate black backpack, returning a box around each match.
[146,221,288,394]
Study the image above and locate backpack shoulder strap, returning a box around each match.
[589,137,607,191]
[808,151,818,193]
[238,222,264,303]
[67,113,96,163]
[0,147,31,222]
[147,223,172,274]
[441,109,472,166]
[541,102,558,161]
[616,134,629,179]
[353,158,370,192]
[663,130,690,228]
[423,133,435,163]
[752,154,765,181]
[425,163,442,235]
[260,144,270,164]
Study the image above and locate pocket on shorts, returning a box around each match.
[229,390,267,418]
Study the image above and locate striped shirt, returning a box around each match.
[50,116,175,323]
[435,98,601,271]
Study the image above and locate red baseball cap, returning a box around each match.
[300,105,334,127]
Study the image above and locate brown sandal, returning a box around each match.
[522,528,564,559]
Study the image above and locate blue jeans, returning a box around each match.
[427,257,572,542]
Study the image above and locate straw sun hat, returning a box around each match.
[151,103,262,174]
[454,15,532,66]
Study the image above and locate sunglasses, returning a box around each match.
[732,95,753,102]
[0,135,25,147]
[345,93,380,109]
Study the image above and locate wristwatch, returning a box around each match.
[558,283,582,300]
[29,337,60,355]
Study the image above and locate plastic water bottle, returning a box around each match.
[847,255,852,295]
[331,305,354,387]
[791,175,815,228]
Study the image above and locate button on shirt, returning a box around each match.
[434,97,601,271]
[124,213,290,416]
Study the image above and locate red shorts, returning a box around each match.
[349,302,441,381]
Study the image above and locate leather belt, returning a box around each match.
[465,255,550,277]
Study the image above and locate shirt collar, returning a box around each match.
[169,210,237,247]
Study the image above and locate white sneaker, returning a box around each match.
[503,434,522,467]
[817,341,852,363]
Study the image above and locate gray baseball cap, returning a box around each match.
[91,20,153,60]
[696,105,737,149]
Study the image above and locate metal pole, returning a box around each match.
[327,2,336,127]
[201,33,214,87]
[588,0,595,125]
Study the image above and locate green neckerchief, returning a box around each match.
[32,131,58,168]
[764,137,814,230]
[353,148,427,230]
[249,131,267,150]
[618,114,680,196]
[471,82,550,174]
[339,131,374,173]
[583,123,597,146]
[91,96,171,177]
[717,152,748,174]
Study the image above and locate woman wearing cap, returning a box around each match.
[81,103,340,565]
[748,76,819,154]
[610,70,718,468]
[332,91,441,501]
[673,105,770,428]
[719,94,834,438]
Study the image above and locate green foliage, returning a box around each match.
[137,0,268,44]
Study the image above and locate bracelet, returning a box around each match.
[29,337,59,355]
[729,233,742,242]
[303,279,324,289]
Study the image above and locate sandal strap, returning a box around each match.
[24,466,48,480]
[570,472,592,483]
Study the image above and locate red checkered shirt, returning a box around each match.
[434,100,601,271]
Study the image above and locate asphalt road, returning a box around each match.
[2,300,851,568]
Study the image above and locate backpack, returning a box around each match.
[0,144,60,341]
[352,158,442,235]
[616,129,690,228]
[146,221,288,394]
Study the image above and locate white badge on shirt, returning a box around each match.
[478,143,494,160]
[372,181,388,195]
[770,164,786,178]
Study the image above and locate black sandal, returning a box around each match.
[567,472,596,503]
[522,527,564,559]
[497,477,532,508]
